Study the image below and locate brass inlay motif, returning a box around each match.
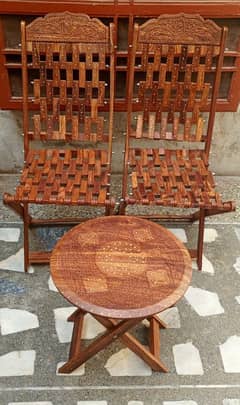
[83,277,108,293]
[96,241,147,276]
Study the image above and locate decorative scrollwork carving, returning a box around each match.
[138,13,222,45]
[26,12,109,43]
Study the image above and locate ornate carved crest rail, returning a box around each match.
[0,0,240,111]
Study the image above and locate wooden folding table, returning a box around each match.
[50,216,192,373]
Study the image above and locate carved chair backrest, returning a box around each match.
[21,12,115,161]
[126,14,227,159]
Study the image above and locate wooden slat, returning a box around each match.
[29,251,51,263]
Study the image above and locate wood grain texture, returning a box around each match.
[127,148,233,210]
[14,149,112,206]
[121,13,235,272]
[4,12,115,207]
[51,216,192,319]
[137,14,222,45]
[122,14,228,206]
[93,314,168,372]
[3,12,115,272]
[26,12,109,43]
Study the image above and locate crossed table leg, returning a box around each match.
[58,308,168,374]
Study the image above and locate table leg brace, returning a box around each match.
[59,317,140,374]
[94,315,168,372]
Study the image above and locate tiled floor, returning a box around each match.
[0,219,240,404]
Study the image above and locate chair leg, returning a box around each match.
[23,203,30,273]
[119,199,126,215]
[105,205,114,216]
[197,208,205,271]
[3,196,25,219]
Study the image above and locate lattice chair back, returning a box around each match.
[21,12,115,159]
[127,14,227,158]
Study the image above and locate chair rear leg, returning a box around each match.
[23,203,30,273]
[197,208,205,271]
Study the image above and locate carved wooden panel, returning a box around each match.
[26,12,109,43]
[137,14,222,45]
[0,4,240,112]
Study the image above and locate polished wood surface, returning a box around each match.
[3,12,115,272]
[51,215,192,373]
[120,14,235,270]
[1,4,240,112]
[51,216,192,319]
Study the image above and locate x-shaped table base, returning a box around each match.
[58,308,168,374]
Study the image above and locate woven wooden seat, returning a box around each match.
[121,14,235,269]
[3,12,115,272]
[11,149,110,205]
[127,148,232,209]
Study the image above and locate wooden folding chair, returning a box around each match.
[3,12,115,272]
[120,14,235,270]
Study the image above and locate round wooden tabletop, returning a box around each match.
[50,216,192,319]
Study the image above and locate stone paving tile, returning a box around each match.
[143,307,181,329]
[81,313,106,339]
[56,361,85,376]
[0,308,39,335]
[157,307,181,328]
[0,350,35,376]
[128,402,144,405]
[184,286,224,316]
[201,255,214,275]
[234,227,240,241]
[8,403,53,405]
[219,336,240,373]
[0,227,20,242]
[233,257,240,275]
[163,402,198,405]
[48,276,58,292]
[172,342,204,375]
[77,402,108,405]
[192,255,215,275]
[54,307,105,343]
[167,228,187,243]
[203,228,218,243]
[235,296,240,304]
[54,307,75,343]
[105,348,152,376]
[0,248,34,273]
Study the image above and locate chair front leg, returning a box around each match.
[197,208,205,271]
[23,203,30,273]
[105,205,114,216]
